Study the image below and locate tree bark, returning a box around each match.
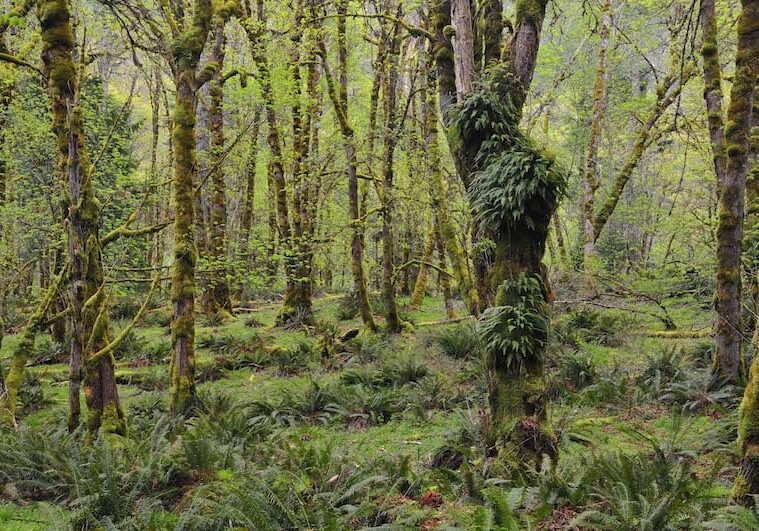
[409,228,436,309]
[728,0,759,503]
[319,0,377,330]
[206,16,232,315]
[167,0,213,416]
[380,20,403,333]
[581,0,613,289]
[39,0,125,435]
[451,0,475,98]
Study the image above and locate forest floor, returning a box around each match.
[0,290,745,530]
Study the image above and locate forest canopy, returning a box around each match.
[0,0,757,528]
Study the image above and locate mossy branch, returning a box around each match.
[87,274,160,368]
[102,220,172,247]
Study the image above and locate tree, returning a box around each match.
[699,0,757,390]
[318,0,377,330]
[439,0,564,461]
[39,0,126,435]
[162,0,214,415]
[720,0,759,503]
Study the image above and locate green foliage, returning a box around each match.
[451,65,566,235]
[468,141,567,233]
[704,503,759,530]
[555,307,625,347]
[637,347,683,394]
[560,350,597,390]
[272,340,315,375]
[430,323,481,359]
[32,336,66,364]
[18,372,48,415]
[478,274,548,372]
[661,369,739,413]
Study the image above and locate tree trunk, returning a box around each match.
[451,0,475,98]
[728,0,759,504]
[319,2,377,330]
[581,0,612,290]
[241,106,263,247]
[380,26,402,333]
[39,0,125,436]
[423,35,479,315]
[409,228,436,309]
[435,216,457,319]
[168,0,212,416]
[206,18,232,315]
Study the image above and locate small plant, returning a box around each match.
[431,323,480,359]
[556,307,625,347]
[378,355,430,387]
[339,384,403,426]
[114,328,144,360]
[19,372,48,414]
[570,425,719,531]
[477,275,548,372]
[579,365,634,409]
[661,370,739,413]
[280,380,344,424]
[347,333,390,363]
[244,315,264,328]
[33,336,66,364]
[313,320,342,358]
[561,351,597,390]
[704,503,759,530]
[686,341,714,369]
[637,347,683,395]
[272,340,314,376]
[335,290,360,321]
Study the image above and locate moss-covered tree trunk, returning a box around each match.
[445,0,562,464]
[0,78,10,204]
[167,0,212,416]
[38,0,125,435]
[409,228,436,309]
[319,0,377,330]
[245,0,315,327]
[240,106,262,248]
[435,217,457,319]
[205,16,232,316]
[581,0,612,290]
[380,24,402,333]
[697,0,757,390]
[1,267,66,423]
[728,0,759,504]
[423,39,479,315]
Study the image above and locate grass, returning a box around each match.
[0,293,742,529]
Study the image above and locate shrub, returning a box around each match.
[555,307,625,347]
[637,347,683,395]
[19,372,48,415]
[346,333,391,363]
[661,369,739,413]
[431,323,480,359]
[141,306,173,328]
[560,351,597,390]
[33,336,66,365]
[686,341,714,369]
[272,340,315,376]
[378,355,430,387]
[335,290,360,321]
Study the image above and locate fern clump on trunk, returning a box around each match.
[451,64,566,465]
